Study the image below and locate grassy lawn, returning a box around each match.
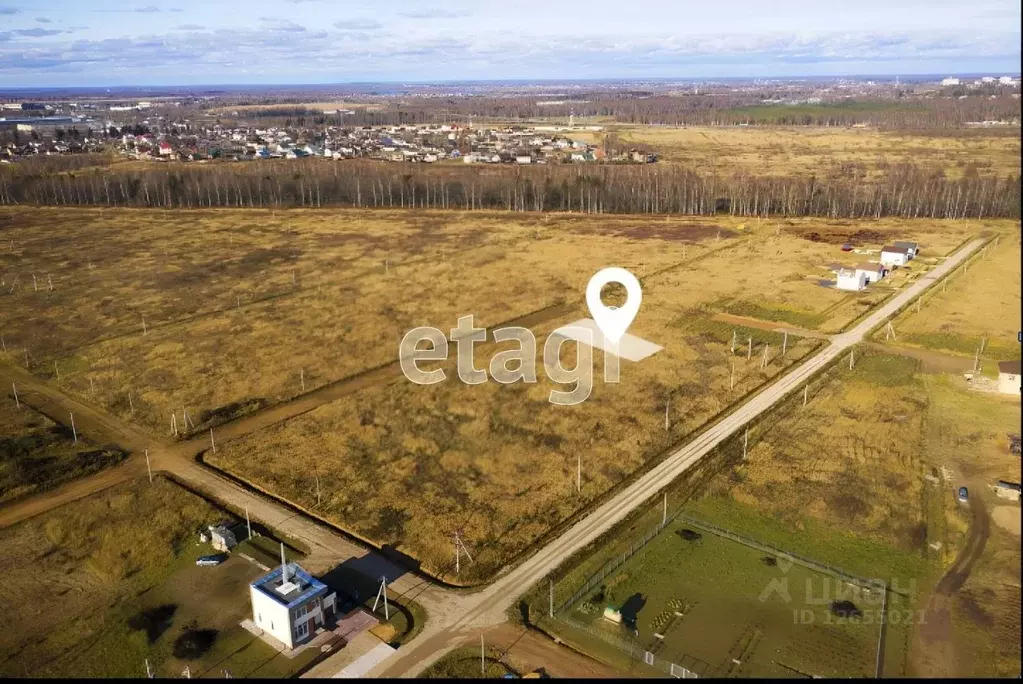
[563,519,886,678]
[0,397,126,503]
[0,477,316,679]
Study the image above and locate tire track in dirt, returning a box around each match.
[910,487,990,677]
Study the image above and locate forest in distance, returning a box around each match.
[1,156,1018,219]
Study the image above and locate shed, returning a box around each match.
[209,524,237,552]
[893,241,920,259]
[995,481,1021,502]
[997,360,1021,395]
[855,262,888,284]
[836,268,867,291]
[880,245,911,267]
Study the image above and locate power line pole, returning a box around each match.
[662,492,667,526]
[782,332,788,357]
[145,448,152,483]
[246,506,252,540]
[210,428,216,454]
[747,337,752,361]
[743,428,749,461]
[803,385,808,407]
[481,634,486,676]
[11,382,18,409]
[70,411,77,443]
[549,579,554,619]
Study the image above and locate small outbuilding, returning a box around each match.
[208,524,238,552]
[880,245,912,267]
[995,481,1021,502]
[893,241,920,259]
[836,268,867,291]
[855,263,888,284]
[997,359,1022,395]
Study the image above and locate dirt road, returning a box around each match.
[910,488,991,677]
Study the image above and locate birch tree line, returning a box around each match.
[0,160,1018,219]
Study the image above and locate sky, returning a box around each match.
[0,1,1020,87]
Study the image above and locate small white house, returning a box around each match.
[250,560,337,650]
[997,360,1021,395]
[880,245,911,267]
[941,77,961,86]
[515,155,532,164]
[893,241,919,259]
[836,268,867,291]
[855,263,888,284]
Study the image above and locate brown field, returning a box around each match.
[1,206,1010,584]
[885,230,1022,362]
[0,397,125,503]
[590,125,1022,180]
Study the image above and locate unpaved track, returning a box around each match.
[910,487,991,677]
[0,239,984,678]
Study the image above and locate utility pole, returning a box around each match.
[549,579,554,619]
[70,412,77,443]
[481,634,486,676]
[743,428,749,460]
[145,659,154,679]
[664,398,670,432]
[730,360,736,390]
[145,448,152,483]
[301,369,305,392]
[129,392,134,417]
[782,332,788,357]
[316,475,321,506]
[849,350,855,370]
[662,492,667,526]
[246,506,252,540]
[760,344,769,370]
[747,337,752,361]
[12,382,18,409]
[803,385,808,407]
[731,330,736,354]
[142,315,147,336]
[210,428,216,454]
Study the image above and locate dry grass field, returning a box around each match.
[0,205,1006,583]
[886,231,1022,362]
[1,207,991,437]
[0,399,126,504]
[590,126,1022,180]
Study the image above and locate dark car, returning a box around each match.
[841,243,854,252]
[957,487,969,503]
[196,553,229,567]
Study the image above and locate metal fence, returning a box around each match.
[553,509,891,678]
[557,615,700,678]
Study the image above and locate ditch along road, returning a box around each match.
[0,238,984,677]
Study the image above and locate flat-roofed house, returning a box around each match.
[855,262,888,284]
[997,359,1022,395]
[250,560,337,650]
[995,480,1021,501]
[880,245,911,267]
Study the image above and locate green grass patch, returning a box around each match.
[717,299,828,330]
[850,353,921,387]
[420,647,518,679]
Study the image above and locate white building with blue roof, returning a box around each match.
[250,560,336,650]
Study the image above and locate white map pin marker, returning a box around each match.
[586,267,642,344]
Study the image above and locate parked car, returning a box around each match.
[957,486,969,503]
[196,553,229,567]
[841,243,854,252]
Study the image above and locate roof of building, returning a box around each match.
[997,359,1022,375]
[855,263,885,271]
[996,480,1021,491]
[251,562,327,608]
[881,245,911,255]
[893,241,919,249]
[837,268,860,277]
